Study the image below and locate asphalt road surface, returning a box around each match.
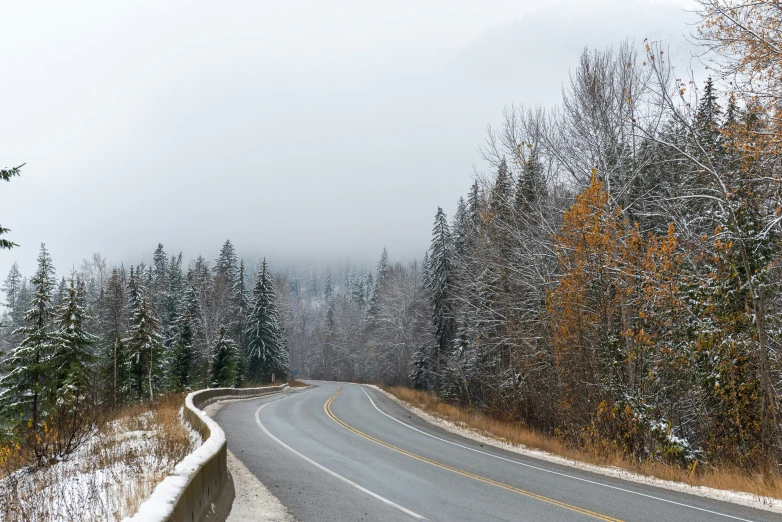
[215,381,780,521]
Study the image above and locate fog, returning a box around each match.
[0,0,696,278]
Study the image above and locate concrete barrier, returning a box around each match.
[124,384,288,522]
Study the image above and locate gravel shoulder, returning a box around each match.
[203,397,297,522]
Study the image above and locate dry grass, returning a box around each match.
[384,386,782,501]
[0,394,197,521]
[287,380,309,388]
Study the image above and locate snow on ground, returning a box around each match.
[0,411,195,522]
[367,385,782,515]
[203,398,296,522]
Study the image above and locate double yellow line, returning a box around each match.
[325,387,623,522]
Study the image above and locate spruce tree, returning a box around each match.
[232,259,250,386]
[245,259,288,382]
[169,283,196,391]
[516,147,546,213]
[211,326,238,387]
[0,244,57,446]
[368,248,390,317]
[324,270,334,299]
[2,263,22,316]
[427,208,457,389]
[124,296,162,401]
[53,277,96,399]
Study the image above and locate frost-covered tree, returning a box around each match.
[246,259,288,382]
[53,277,96,398]
[427,208,456,389]
[124,296,162,401]
[0,244,57,444]
[169,282,196,391]
[211,326,238,387]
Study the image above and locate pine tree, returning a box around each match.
[452,198,469,256]
[152,243,168,325]
[53,277,96,399]
[169,283,196,391]
[427,208,457,389]
[368,248,390,317]
[324,270,334,299]
[124,296,162,401]
[490,158,513,223]
[0,244,57,447]
[211,326,238,387]
[215,240,239,283]
[232,259,250,386]
[516,146,546,214]
[2,263,22,316]
[246,259,288,382]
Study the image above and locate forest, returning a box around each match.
[3,0,782,480]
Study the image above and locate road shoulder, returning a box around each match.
[203,397,297,522]
[365,384,782,516]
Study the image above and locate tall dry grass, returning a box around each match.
[0,394,196,522]
[384,386,782,500]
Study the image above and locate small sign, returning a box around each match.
[291,370,299,377]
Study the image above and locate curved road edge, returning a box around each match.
[365,384,782,516]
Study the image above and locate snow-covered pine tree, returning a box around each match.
[427,207,457,389]
[169,282,196,391]
[515,146,546,214]
[0,244,57,443]
[2,262,22,318]
[211,326,238,387]
[324,269,333,299]
[53,277,97,399]
[246,259,288,382]
[232,259,250,386]
[367,248,390,317]
[124,295,162,401]
[152,243,168,328]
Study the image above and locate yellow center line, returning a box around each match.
[324,387,623,522]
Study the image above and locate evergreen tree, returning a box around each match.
[211,326,238,387]
[0,244,57,448]
[516,146,546,213]
[53,277,96,398]
[232,259,250,386]
[246,259,288,382]
[124,296,162,401]
[452,198,469,256]
[169,283,196,391]
[368,248,390,317]
[152,243,168,325]
[324,270,334,299]
[2,262,22,316]
[490,158,513,223]
[427,208,457,389]
[215,240,239,283]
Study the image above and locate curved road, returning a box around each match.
[215,382,780,521]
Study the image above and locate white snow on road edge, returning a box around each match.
[204,397,297,522]
[122,391,227,522]
[365,385,782,515]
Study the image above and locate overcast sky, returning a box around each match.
[0,0,697,278]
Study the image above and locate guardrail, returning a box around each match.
[124,384,289,522]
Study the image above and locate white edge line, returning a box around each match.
[359,386,756,522]
[253,388,427,521]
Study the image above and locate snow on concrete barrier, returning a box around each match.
[123,384,289,522]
